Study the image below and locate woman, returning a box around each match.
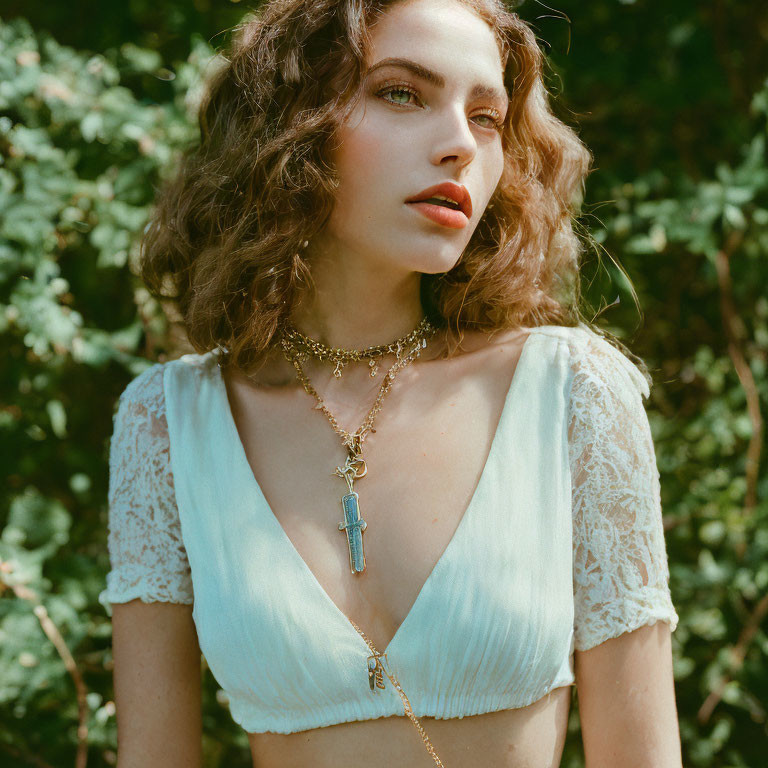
[99,0,682,765]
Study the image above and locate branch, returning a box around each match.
[697,592,768,723]
[714,229,763,540]
[0,559,90,768]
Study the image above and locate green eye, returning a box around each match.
[474,114,503,130]
[376,84,503,131]
[377,85,419,106]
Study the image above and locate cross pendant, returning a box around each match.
[335,443,369,574]
[338,491,368,574]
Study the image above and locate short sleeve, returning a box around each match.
[98,362,194,618]
[567,329,679,652]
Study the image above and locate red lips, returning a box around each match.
[405,181,472,219]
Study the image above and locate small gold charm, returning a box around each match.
[367,653,387,692]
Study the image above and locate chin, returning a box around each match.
[386,248,459,275]
[411,253,464,275]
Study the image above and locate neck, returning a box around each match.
[239,245,450,390]
[288,247,427,350]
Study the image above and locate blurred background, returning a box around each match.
[0,0,766,765]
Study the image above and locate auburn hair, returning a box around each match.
[139,0,652,387]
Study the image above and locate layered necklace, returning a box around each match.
[277,316,438,575]
[275,314,447,766]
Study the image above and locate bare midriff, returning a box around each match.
[246,685,572,768]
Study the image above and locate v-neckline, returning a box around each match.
[213,327,539,657]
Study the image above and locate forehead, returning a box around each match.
[366,0,505,85]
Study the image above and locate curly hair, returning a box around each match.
[139,0,652,387]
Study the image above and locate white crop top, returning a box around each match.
[99,323,679,734]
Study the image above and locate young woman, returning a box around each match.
[99,0,682,765]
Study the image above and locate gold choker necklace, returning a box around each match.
[279,316,436,379]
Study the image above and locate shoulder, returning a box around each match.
[118,360,167,416]
[117,350,219,416]
[527,323,652,404]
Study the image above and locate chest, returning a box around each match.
[221,336,529,653]
[222,342,522,648]
[165,329,577,732]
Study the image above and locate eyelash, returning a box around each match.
[374,81,505,131]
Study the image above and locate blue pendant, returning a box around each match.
[338,492,368,574]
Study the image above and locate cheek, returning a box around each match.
[334,123,390,196]
[483,135,504,174]
[329,117,405,223]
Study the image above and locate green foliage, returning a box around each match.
[0,15,248,766]
[1,1,767,765]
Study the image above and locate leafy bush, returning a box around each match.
[0,16,257,766]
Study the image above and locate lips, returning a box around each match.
[405,181,473,219]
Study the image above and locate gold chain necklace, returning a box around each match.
[279,318,437,574]
[277,317,446,766]
[280,316,436,379]
[350,616,446,767]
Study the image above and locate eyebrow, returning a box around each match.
[366,56,509,106]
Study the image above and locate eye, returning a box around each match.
[473,112,505,130]
[375,82,504,131]
[376,84,421,107]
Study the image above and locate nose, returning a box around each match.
[427,104,478,168]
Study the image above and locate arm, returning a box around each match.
[567,331,682,767]
[113,601,202,768]
[575,621,681,768]
[99,364,200,766]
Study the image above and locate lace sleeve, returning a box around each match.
[568,329,679,652]
[98,362,194,618]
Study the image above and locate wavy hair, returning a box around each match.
[139,0,652,387]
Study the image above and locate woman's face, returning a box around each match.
[321,0,508,277]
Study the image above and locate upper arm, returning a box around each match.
[567,331,681,766]
[575,621,681,768]
[112,601,202,768]
[99,364,201,766]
